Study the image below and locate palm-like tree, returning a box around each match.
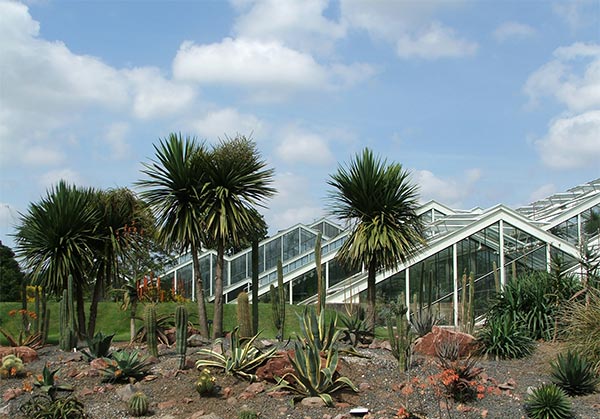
[137,133,210,337]
[327,148,426,332]
[14,181,100,338]
[200,136,275,338]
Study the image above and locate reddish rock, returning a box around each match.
[158,400,178,409]
[244,382,265,394]
[0,346,38,363]
[90,358,109,370]
[413,326,475,358]
[3,388,23,402]
[256,350,295,383]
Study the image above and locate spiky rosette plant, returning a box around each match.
[524,383,573,419]
[550,351,599,396]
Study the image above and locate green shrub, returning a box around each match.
[476,315,535,360]
[99,349,151,382]
[19,394,86,419]
[238,410,258,419]
[550,350,599,396]
[562,289,600,373]
[524,383,573,419]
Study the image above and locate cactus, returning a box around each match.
[238,410,258,419]
[144,304,158,357]
[0,355,26,378]
[33,287,49,345]
[387,294,412,372]
[236,291,253,338]
[195,368,217,396]
[128,392,149,417]
[59,275,77,351]
[460,272,475,335]
[270,260,286,342]
[315,233,325,315]
[175,305,188,369]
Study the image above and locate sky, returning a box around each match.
[1,0,599,250]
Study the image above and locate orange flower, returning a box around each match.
[8,309,17,316]
[22,381,33,392]
[396,407,410,419]
[401,384,414,396]
[10,367,17,377]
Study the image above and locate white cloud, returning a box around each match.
[173,38,327,88]
[552,0,597,30]
[396,22,478,59]
[529,183,556,202]
[524,42,600,112]
[276,128,334,166]
[535,110,600,169]
[124,67,196,119]
[21,146,66,166]
[414,168,481,207]
[493,21,536,42]
[232,0,345,54]
[103,122,131,160]
[190,108,265,140]
[38,169,83,189]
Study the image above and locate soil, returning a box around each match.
[1,340,599,419]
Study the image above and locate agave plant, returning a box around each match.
[274,337,358,406]
[550,351,599,396]
[524,383,573,419]
[81,331,114,361]
[195,327,277,382]
[99,349,151,383]
[339,311,373,347]
[298,307,341,353]
[33,364,73,399]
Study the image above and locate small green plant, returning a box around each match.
[274,336,358,406]
[476,315,535,360]
[339,311,372,347]
[195,368,218,396]
[128,392,149,417]
[238,409,258,419]
[195,327,277,382]
[550,350,599,396]
[0,354,26,378]
[81,332,114,361]
[99,349,151,383]
[524,383,573,419]
[134,312,174,345]
[34,364,74,398]
[19,394,87,419]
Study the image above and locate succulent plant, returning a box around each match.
[238,409,258,419]
[99,349,151,383]
[128,392,149,417]
[550,350,599,396]
[0,354,26,378]
[195,368,218,396]
[524,383,573,419]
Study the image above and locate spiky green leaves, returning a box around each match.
[550,351,599,396]
[525,384,573,419]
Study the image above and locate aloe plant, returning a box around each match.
[33,363,74,399]
[195,327,277,382]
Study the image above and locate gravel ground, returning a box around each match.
[1,341,599,419]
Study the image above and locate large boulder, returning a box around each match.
[256,350,295,383]
[413,326,476,358]
[0,346,38,363]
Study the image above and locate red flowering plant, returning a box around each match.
[0,309,42,348]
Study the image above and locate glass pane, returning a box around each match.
[282,228,300,261]
[264,237,282,272]
[328,258,360,287]
[292,268,318,303]
[177,263,193,300]
[300,228,317,253]
[230,253,248,284]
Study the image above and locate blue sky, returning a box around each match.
[1,0,599,249]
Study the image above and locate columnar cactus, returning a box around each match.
[236,291,252,338]
[270,259,286,341]
[128,392,149,417]
[460,272,475,335]
[145,304,158,357]
[387,294,412,372]
[175,305,188,369]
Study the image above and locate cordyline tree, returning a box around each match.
[136,133,211,337]
[200,136,275,339]
[327,148,426,332]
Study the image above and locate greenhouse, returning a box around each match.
[161,178,600,326]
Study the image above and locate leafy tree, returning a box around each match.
[14,181,100,337]
[327,148,426,332]
[137,133,210,337]
[200,136,275,338]
[0,241,25,302]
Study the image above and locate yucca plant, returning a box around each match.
[33,364,74,399]
[524,383,573,419]
[550,351,599,396]
[409,310,437,338]
[81,332,114,361]
[195,327,277,382]
[298,307,341,353]
[274,337,358,407]
[476,315,535,360]
[562,289,600,373]
[99,349,151,383]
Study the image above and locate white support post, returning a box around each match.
[405,268,410,321]
[191,261,196,302]
[325,261,329,290]
[499,220,506,288]
[453,243,459,328]
[546,243,552,273]
[289,279,293,304]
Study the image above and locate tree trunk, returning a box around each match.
[251,239,259,335]
[75,280,87,340]
[212,239,225,339]
[366,258,377,333]
[87,271,103,338]
[130,299,137,343]
[192,244,209,338]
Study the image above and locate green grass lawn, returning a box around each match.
[0,301,307,344]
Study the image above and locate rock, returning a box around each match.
[184,411,206,419]
[187,334,211,347]
[244,382,265,394]
[413,326,475,358]
[499,379,516,391]
[78,387,94,397]
[2,388,23,402]
[301,397,326,407]
[90,358,109,370]
[158,400,179,409]
[115,383,142,401]
[256,350,295,382]
[0,346,38,363]
[358,382,371,391]
[333,414,351,419]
